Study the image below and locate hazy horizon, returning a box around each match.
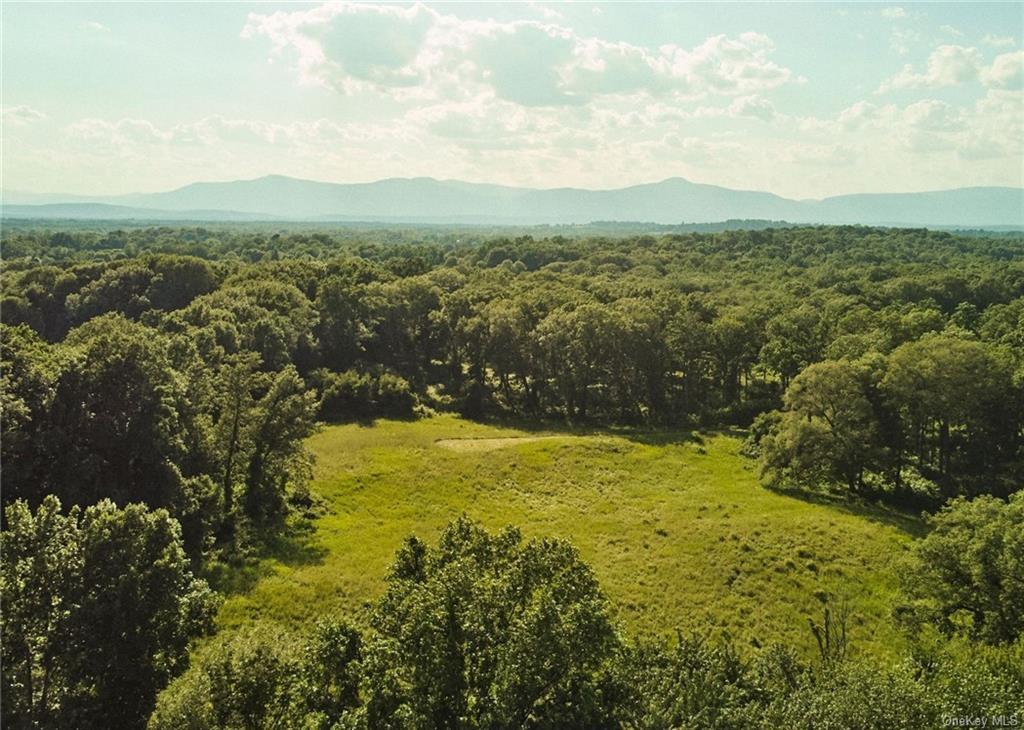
[2,2,1022,199]
[5,171,1024,204]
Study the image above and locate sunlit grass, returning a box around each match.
[213,414,920,658]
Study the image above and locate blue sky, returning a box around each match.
[2,2,1021,198]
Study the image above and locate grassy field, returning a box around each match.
[213,415,923,658]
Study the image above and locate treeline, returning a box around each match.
[4,226,1023,508]
[2,317,317,560]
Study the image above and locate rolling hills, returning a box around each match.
[4,175,1021,226]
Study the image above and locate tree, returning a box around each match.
[0,325,59,504]
[897,493,1024,644]
[611,636,762,729]
[149,620,363,730]
[315,276,365,371]
[712,311,762,408]
[759,360,883,493]
[242,366,318,521]
[65,262,155,325]
[665,301,714,419]
[174,280,317,372]
[759,303,824,390]
[211,353,262,518]
[1,497,217,730]
[1,266,81,341]
[536,303,628,420]
[356,517,620,729]
[146,255,219,312]
[882,333,1019,497]
[43,315,194,510]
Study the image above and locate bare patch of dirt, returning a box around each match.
[434,436,566,452]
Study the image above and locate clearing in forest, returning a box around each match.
[213,415,921,658]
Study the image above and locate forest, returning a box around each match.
[2,222,1023,728]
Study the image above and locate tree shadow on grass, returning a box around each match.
[204,517,329,597]
[764,484,928,539]
[318,413,420,429]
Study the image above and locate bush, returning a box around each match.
[149,620,362,730]
[764,662,938,729]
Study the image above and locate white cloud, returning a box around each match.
[776,142,853,167]
[82,20,109,32]
[980,50,1024,89]
[17,1,1018,201]
[27,85,1020,199]
[241,3,793,106]
[901,99,962,131]
[880,7,907,19]
[877,44,983,91]
[982,34,1016,48]
[880,46,1022,92]
[67,118,171,146]
[526,2,563,21]
[890,28,921,56]
[834,100,883,130]
[2,105,47,126]
[728,94,775,121]
[658,135,745,166]
[939,25,963,38]
[65,114,407,150]
[795,88,1022,168]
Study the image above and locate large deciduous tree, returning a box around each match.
[357,517,620,728]
[760,359,883,493]
[897,493,1024,644]
[1,497,217,730]
[882,333,1019,497]
[44,314,193,510]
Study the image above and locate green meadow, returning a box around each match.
[213,415,922,658]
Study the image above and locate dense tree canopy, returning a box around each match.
[1,497,217,729]
[3,224,1022,507]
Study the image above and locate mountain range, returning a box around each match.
[3,176,1022,227]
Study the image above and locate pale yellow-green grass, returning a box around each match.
[213,415,921,658]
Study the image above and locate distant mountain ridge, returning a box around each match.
[3,175,1022,227]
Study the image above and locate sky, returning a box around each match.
[1,1,1022,199]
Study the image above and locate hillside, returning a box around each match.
[212,416,920,658]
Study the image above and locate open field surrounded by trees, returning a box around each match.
[2,223,1022,728]
[215,416,918,657]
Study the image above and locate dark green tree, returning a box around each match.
[897,493,1024,644]
[1,497,217,730]
[356,517,620,729]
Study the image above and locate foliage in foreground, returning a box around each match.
[1,496,218,730]
[150,517,1024,730]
